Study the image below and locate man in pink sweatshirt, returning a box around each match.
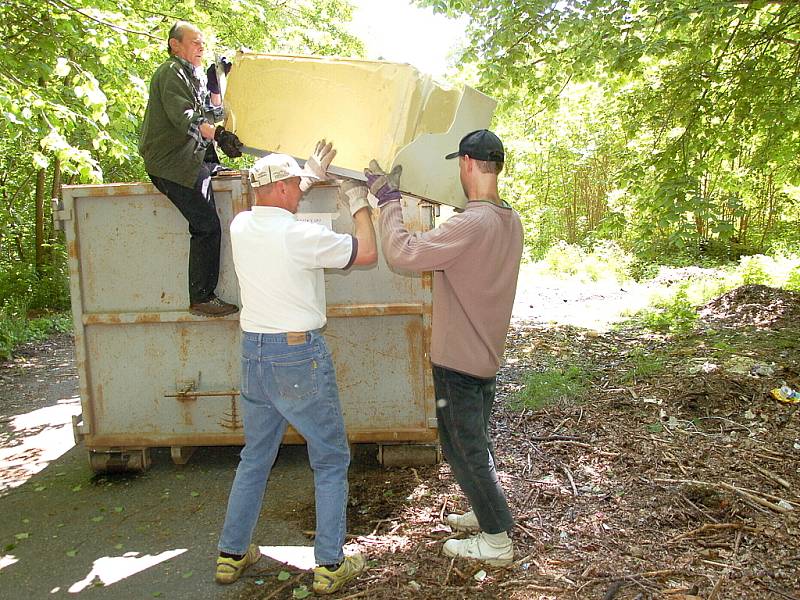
[366,129,523,566]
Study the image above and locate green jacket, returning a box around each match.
[138,56,217,189]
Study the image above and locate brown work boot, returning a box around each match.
[189,296,239,317]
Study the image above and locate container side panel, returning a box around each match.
[326,315,427,431]
[84,321,241,436]
[73,185,239,312]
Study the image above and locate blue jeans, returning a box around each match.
[433,364,514,534]
[218,330,350,565]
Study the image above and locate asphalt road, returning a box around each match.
[0,442,327,599]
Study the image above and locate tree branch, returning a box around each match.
[47,0,160,40]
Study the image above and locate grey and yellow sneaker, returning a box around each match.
[312,553,366,595]
[215,544,261,584]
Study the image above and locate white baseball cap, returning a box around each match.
[248,153,317,187]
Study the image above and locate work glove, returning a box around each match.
[300,139,336,192]
[206,56,232,95]
[339,180,370,217]
[214,125,243,158]
[364,159,402,206]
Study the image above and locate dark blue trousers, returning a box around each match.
[433,364,514,534]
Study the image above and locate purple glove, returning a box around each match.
[364,159,402,207]
[206,56,232,95]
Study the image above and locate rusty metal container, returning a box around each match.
[56,175,437,472]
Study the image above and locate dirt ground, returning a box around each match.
[2,278,799,599]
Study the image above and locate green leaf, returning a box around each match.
[181,571,193,579]
[54,57,71,78]
[91,516,104,522]
[293,586,311,599]
[278,570,291,581]
[33,152,49,169]
[14,533,29,540]
[190,491,200,497]
[66,549,78,557]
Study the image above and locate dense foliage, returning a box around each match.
[3,1,800,354]
[0,0,362,352]
[420,0,800,259]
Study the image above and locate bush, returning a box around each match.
[0,303,72,360]
[738,254,774,286]
[542,241,585,277]
[538,241,633,283]
[785,266,800,292]
[634,285,698,334]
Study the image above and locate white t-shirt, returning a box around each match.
[230,206,355,333]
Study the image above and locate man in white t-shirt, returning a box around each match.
[215,149,377,595]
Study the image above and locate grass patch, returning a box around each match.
[620,348,666,384]
[513,359,590,410]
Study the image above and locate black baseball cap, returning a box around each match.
[445,129,505,162]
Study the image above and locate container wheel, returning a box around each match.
[87,448,152,473]
[377,443,441,467]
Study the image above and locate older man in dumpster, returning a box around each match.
[365,129,523,566]
[139,20,243,317]
[215,147,377,595]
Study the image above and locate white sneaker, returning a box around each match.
[446,509,481,533]
[442,532,513,566]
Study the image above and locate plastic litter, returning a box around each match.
[770,385,800,405]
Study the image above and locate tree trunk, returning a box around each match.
[35,167,45,276]
[49,157,61,244]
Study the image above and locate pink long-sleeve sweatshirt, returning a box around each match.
[380,199,523,378]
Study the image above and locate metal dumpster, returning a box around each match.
[55,175,438,472]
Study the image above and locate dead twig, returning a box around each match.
[530,434,581,442]
[749,462,792,491]
[707,568,730,600]
[337,590,371,600]
[562,465,578,496]
[370,518,393,536]
[577,569,682,595]
[756,582,800,600]
[442,556,455,586]
[262,572,303,599]
[668,522,756,544]
[655,478,793,513]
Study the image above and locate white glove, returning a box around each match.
[300,139,336,192]
[340,180,370,217]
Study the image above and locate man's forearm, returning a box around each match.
[351,209,377,265]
